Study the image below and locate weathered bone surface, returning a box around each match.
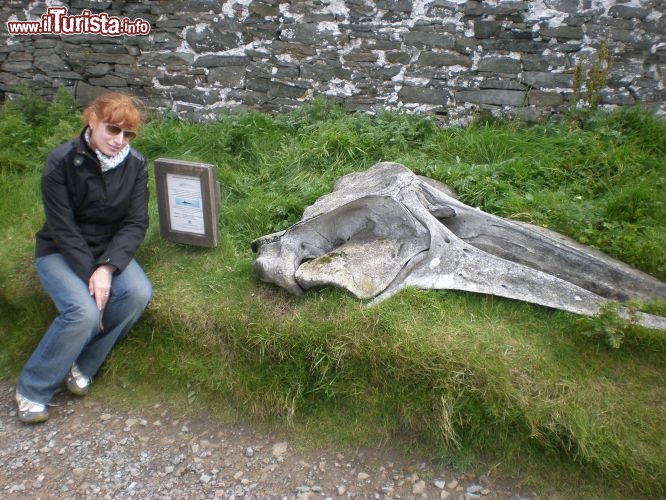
[252,162,666,330]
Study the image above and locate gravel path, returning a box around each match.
[1,380,534,499]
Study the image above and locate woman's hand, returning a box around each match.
[89,265,115,312]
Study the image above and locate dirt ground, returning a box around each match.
[1,380,535,499]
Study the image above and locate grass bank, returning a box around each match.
[1,89,664,498]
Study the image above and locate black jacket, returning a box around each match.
[35,128,149,281]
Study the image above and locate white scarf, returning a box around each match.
[84,128,130,172]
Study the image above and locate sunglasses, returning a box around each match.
[104,123,137,140]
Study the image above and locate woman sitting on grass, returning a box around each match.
[15,92,153,424]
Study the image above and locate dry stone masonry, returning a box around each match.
[1,0,664,123]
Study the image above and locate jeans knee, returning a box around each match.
[131,280,153,312]
[62,302,99,333]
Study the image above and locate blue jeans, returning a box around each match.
[18,253,152,404]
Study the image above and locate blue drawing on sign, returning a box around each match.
[175,197,201,209]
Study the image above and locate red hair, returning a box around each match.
[82,92,143,131]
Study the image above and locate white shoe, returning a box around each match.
[15,391,49,424]
[66,365,91,396]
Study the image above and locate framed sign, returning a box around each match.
[154,158,220,248]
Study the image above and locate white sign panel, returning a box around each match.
[166,173,205,235]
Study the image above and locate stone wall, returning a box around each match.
[1,0,664,123]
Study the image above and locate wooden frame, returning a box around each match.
[154,158,220,248]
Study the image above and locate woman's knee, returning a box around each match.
[122,277,152,312]
[62,302,100,332]
[135,279,153,310]
[120,261,152,307]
